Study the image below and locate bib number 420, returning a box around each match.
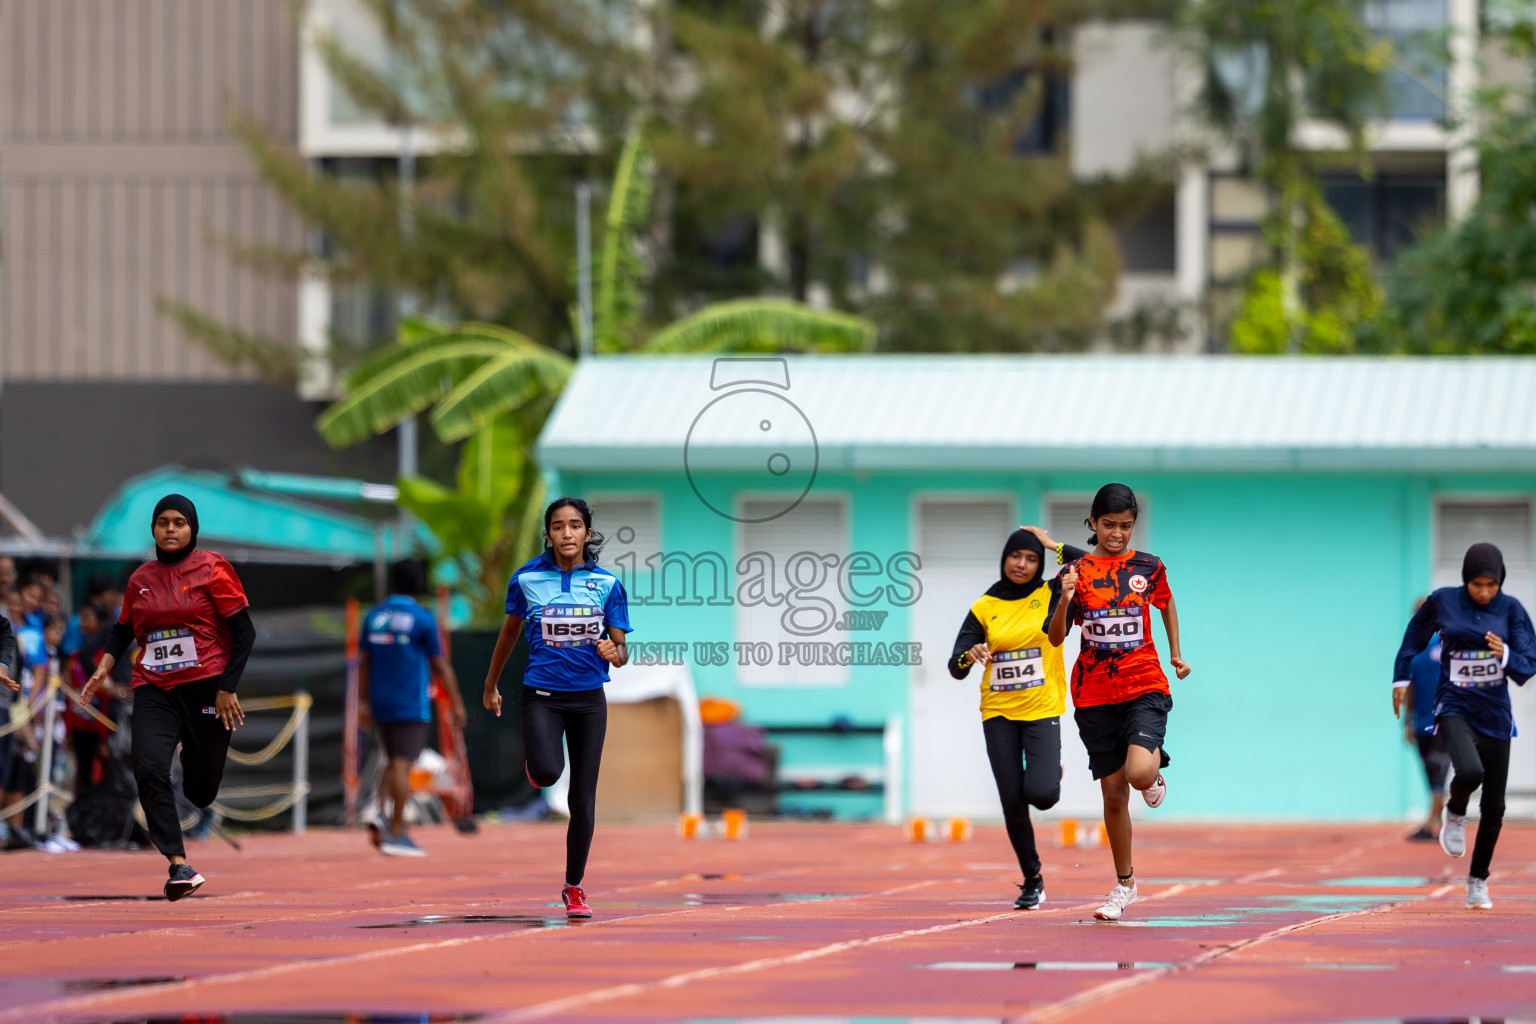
[1450,649,1504,688]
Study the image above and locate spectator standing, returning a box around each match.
[358,560,466,857]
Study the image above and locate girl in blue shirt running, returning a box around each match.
[482,498,631,918]
[1393,542,1536,910]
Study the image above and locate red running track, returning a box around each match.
[0,821,1533,1023]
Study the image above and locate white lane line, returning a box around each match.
[1021,898,1417,1024]
[481,882,1208,1023]
[0,906,694,1024]
[0,880,939,1023]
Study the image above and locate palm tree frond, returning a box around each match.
[428,346,573,442]
[457,418,525,512]
[595,130,654,353]
[317,339,509,447]
[641,298,877,354]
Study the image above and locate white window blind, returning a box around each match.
[916,499,1017,570]
[737,497,849,685]
[590,496,661,602]
[1434,499,1535,604]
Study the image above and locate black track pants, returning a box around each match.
[522,686,607,887]
[1440,714,1510,880]
[982,715,1062,880]
[131,677,232,860]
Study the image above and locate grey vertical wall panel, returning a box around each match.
[2,0,303,382]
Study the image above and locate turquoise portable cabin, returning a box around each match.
[537,355,1536,823]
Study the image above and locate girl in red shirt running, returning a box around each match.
[1048,483,1189,922]
[82,495,255,901]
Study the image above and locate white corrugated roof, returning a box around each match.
[537,355,1536,472]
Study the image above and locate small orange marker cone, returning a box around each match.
[679,812,704,839]
[1057,819,1078,848]
[946,817,972,842]
[722,808,748,840]
[905,817,931,842]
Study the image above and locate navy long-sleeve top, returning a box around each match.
[1393,586,1536,740]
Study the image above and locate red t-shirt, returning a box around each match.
[1067,550,1172,707]
[119,549,249,690]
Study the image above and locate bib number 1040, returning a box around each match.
[1082,608,1145,651]
[541,606,605,648]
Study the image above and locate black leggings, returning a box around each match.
[1439,714,1510,880]
[982,715,1061,879]
[522,686,607,887]
[131,677,232,860]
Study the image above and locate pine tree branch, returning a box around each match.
[153,295,301,386]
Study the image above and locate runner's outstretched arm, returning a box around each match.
[1160,596,1189,679]
[595,627,628,668]
[482,614,523,717]
[1047,566,1077,648]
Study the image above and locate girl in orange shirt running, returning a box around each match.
[1048,483,1190,922]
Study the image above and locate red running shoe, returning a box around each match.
[562,884,592,918]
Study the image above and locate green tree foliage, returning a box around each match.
[648,0,1180,351]
[1183,0,1390,351]
[1229,180,1383,353]
[160,0,636,370]
[317,137,875,620]
[319,318,571,618]
[1378,15,1536,353]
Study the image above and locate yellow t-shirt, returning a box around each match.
[968,590,1067,722]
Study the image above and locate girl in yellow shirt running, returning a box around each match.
[948,525,1084,910]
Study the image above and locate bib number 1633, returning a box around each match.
[541,606,605,648]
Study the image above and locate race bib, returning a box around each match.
[540,605,605,648]
[1081,607,1145,651]
[1448,649,1504,688]
[141,627,201,673]
[990,647,1044,691]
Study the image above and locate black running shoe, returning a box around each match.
[1015,875,1045,910]
[164,864,205,902]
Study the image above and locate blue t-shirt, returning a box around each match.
[363,595,441,723]
[1408,632,1441,736]
[1394,586,1536,740]
[505,552,632,692]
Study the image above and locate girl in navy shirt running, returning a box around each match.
[482,498,631,918]
[1393,542,1536,910]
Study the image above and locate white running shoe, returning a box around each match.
[1440,805,1467,858]
[1142,773,1166,809]
[1466,876,1492,910]
[1094,883,1138,921]
[379,831,429,858]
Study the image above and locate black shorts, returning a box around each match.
[1073,691,1172,780]
[377,721,430,763]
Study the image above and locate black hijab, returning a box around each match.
[985,528,1047,601]
[1462,542,1506,586]
[152,494,200,565]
